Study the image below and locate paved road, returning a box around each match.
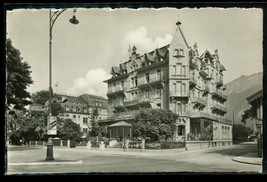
[6,143,262,174]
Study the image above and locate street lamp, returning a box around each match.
[46,9,79,161]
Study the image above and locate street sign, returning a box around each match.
[47,116,57,135]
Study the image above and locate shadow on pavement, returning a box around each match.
[206,143,258,157]
[7,146,43,151]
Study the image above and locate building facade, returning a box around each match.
[246,89,263,157]
[104,20,232,143]
[42,94,108,138]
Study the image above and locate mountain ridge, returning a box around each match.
[224,71,263,124]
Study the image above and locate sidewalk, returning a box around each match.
[70,144,237,157]
[232,153,262,166]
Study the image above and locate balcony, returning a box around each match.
[189,76,197,86]
[107,86,125,97]
[108,110,139,121]
[211,104,227,114]
[211,89,227,101]
[170,91,189,98]
[189,59,198,70]
[137,60,168,73]
[124,99,139,107]
[199,69,208,77]
[177,111,190,117]
[138,76,165,89]
[190,112,210,119]
[206,74,214,80]
[215,78,223,87]
[204,85,210,93]
[192,97,207,107]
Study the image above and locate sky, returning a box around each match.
[7,8,263,99]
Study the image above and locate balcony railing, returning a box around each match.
[189,76,197,86]
[189,112,231,124]
[190,112,210,119]
[199,69,208,77]
[177,111,190,117]
[215,78,223,87]
[211,89,227,101]
[138,76,164,89]
[108,110,139,121]
[124,99,139,107]
[206,73,213,80]
[189,59,198,70]
[192,97,207,107]
[211,104,227,113]
[204,85,210,93]
[170,91,189,98]
[107,86,125,96]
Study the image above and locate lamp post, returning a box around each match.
[46,9,79,161]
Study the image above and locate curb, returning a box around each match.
[8,160,82,166]
[231,157,262,166]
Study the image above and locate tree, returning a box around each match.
[133,109,178,142]
[32,90,50,105]
[32,90,63,116]
[7,110,41,145]
[241,107,257,124]
[233,124,253,144]
[88,108,107,139]
[57,119,81,141]
[6,38,33,111]
[199,121,214,141]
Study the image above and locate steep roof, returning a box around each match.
[79,94,107,101]
[157,45,169,58]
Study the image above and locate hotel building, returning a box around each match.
[103,20,232,143]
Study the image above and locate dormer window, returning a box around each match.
[174,49,184,57]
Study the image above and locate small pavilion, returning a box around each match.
[108,121,132,140]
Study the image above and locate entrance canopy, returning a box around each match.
[108,121,132,128]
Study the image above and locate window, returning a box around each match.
[182,66,186,76]
[157,103,161,109]
[83,118,88,124]
[157,70,161,80]
[177,103,181,115]
[177,64,181,75]
[145,73,150,83]
[121,81,124,89]
[177,82,181,95]
[145,90,149,99]
[173,65,176,75]
[179,49,184,56]
[131,92,134,100]
[73,115,76,119]
[156,88,161,97]
[182,102,186,113]
[83,128,88,134]
[173,83,176,93]
[134,76,138,86]
[182,83,186,95]
[135,92,138,99]
[65,114,69,117]
[131,77,135,88]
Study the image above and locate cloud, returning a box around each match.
[66,68,110,98]
[123,26,173,53]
